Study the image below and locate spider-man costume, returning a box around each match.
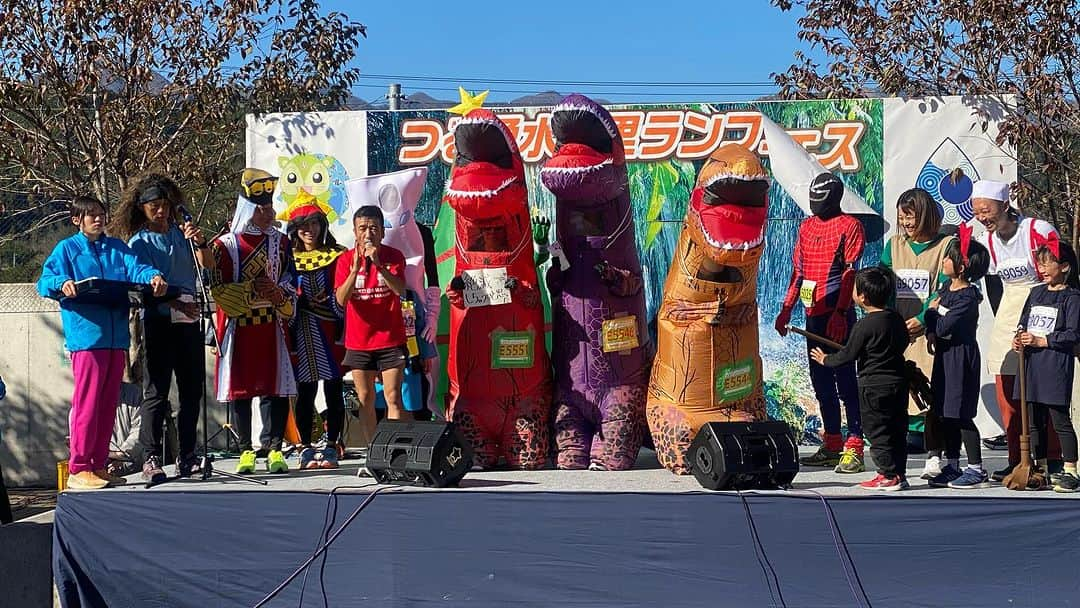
[775,173,864,454]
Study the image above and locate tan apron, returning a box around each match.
[890,235,952,414]
[987,282,1033,377]
[985,220,1045,377]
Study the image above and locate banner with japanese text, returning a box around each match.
[247,95,1015,441]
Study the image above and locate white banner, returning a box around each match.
[884,95,1018,438]
[245,111,368,246]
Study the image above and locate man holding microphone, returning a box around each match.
[335,206,408,447]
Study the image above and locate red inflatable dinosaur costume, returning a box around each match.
[444,109,552,470]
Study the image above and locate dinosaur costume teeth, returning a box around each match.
[541,94,651,471]
[443,176,518,200]
[550,101,619,138]
[443,108,552,470]
[646,144,770,475]
[539,159,614,176]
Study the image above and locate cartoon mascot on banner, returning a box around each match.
[646,145,770,474]
[345,167,442,415]
[443,97,552,470]
[541,94,650,471]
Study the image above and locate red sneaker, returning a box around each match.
[844,435,865,456]
[859,473,909,491]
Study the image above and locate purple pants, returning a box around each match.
[69,349,125,474]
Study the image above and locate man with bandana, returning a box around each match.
[209,169,298,474]
[776,172,866,472]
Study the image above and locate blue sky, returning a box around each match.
[324,0,822,104]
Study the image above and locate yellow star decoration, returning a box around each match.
[448,86,489,116]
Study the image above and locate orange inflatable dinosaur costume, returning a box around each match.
[646,145,771,474]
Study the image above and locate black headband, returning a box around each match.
[137,185,169,205]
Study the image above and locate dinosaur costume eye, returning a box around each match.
[312,172,323,184]
[287,173,297,184]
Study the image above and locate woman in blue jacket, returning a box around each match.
[37,196,166,491]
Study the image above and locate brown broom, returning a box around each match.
[1003,336,1045,490]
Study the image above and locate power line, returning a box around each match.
[347,83,777,99]
[357,72,776,88]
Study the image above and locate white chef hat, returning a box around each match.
[971,180,1011,203]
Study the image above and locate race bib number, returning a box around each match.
[601,316,639,353]
[999,258,1034,284]
[491,331,534,369]
[1028,305,1059,337]
[402,301,419,357]
[895,269,931,300]
[714,359,755,402]
[463,267,511,308]
[799,280,817,308]
[402,301,417,338]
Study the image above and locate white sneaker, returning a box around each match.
[920,456,942,480]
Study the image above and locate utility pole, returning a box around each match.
[387,83,404,110]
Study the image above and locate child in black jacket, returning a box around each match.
[924,227,992,489]
[812,267,911,491]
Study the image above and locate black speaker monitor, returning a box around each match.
[689,421,799,491]
[366,420,473,488]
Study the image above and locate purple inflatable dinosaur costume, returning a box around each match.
[540,94,651,471]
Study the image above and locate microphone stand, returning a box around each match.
[149,216,266,487]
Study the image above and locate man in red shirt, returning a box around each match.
[335,206,408,440]
[775,172,865,471]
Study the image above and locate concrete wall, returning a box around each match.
[0,284,226,487]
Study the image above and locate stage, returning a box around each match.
[53,448,1080,608]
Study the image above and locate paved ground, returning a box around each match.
[80,445,1080,499]
[6,488,57,520]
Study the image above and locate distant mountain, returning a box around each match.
[403,92,456,109]
[363,91,455,110]
[342,94,369,110]
[359,90,626,111]
[506,91,612,107]
[506,91,565,106]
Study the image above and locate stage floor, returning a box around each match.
[55,445,1080,608]
[107,445,1080,498]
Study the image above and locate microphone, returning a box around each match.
[364,239,373,272]
[177,204,193,223]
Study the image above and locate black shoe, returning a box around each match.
[982,434,1008,451]
[991,463,1016,482]
[1054,472,1080,493]
[142,455,167,485]
[176,453,202,478]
